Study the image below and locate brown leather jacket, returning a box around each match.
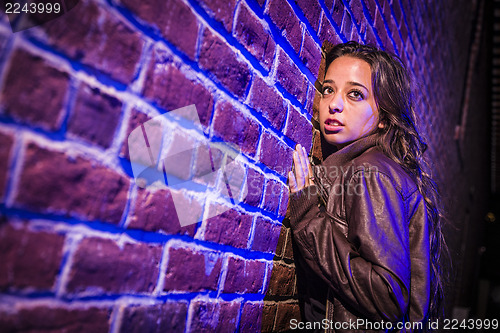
[287,135,431,332]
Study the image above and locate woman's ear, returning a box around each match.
[378,121,385,129]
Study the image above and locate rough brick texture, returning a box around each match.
[252,217,282,253]
[0,222,65,291]
[42,0,144,84]
[240,302,263,333]
[121,302,187,333]
[143,49,214,126]
[0,49,69,131]
[164,247,222,292]
[248,75,287,130]
[67,237,162,295]
[276,49,308,105]
[129,187,196,236]
[0,0,487,331]
[199,29,251,98]
[234,2,276,71]
[223,256,266,293]
[0,131,13,201]
[0,306,111,333]
[198,0,236,32]
[259,131,293,177]
[212,100,260,156]
[203,205,253,249]
[14,142,129,224]
[188,300,240,332]
[267,0,302,53]
[68,84,122,148]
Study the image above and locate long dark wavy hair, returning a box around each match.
[320,41,447,326]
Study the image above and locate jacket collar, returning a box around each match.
[320,134,378,167]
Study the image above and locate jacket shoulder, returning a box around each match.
[347,147,418,198]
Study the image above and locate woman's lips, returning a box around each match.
[324,118,343,132]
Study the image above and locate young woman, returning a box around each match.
[287,41,445,332]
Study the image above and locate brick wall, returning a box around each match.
[0,0,488,332]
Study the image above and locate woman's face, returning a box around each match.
[319,56,381,149]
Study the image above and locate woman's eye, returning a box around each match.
[322,86,333,95]
[348,90,364,100]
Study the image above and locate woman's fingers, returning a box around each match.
[302,146,314,183]
[292,149,305,188]
[299,145,310,186]
[288,171,298,193]
[289,144,312,193]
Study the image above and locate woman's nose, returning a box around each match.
[329,94,344,113]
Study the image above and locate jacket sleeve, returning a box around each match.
[288,170,412,322]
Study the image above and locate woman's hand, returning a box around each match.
[288,144,314,193]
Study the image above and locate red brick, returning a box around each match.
[263,179,281,214]
[248,76,287,130]
[143,53,214,127]
[223,257,266,293]
[199,29,252,98]
[193,142,224,187]
[276,49,307,105]
[244,168,265,207]
[66,237,162,294]
[252,217,281,253]
[283,232,294,260]
[306,83,320,116]
[14,143,129,224]
[267,263,295,296]
[120,109,152,160]
[42,0,144,84]
[266,0,302,53]
[399,19,409,47]
[0,49,69,131]
[68,84,122,148]
[212,100,260,157]
[350,0,367,35]
[278,186,290,218]
[234,2,276,71]
[128,187,196,236]
[350,28,361,43]
[274,226,287,257]
[274,302,300,331]
[121,302,187,333]
[362,0,376,21]
[375,10,391,51]
[0,131,13,201]
[0,305,111,333]
[300,31,321,77]
[164,247,222,292]
[240,302,263,333]
[203,204,253,249]
[331,0,345,28]
[285,106,313,152]
[261,303,277,332]
[391,0,403,26]
[258,131,293,177]
[365,25,378,46]
[319,13,343,45]
[324,0,334,11]
[162,130,195,181]
[198,0,236,32]
[340,10,352,40]
[0,223,64,290]
[188,300,240,332]
[382,0,393,25]
[295,0,321,31]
